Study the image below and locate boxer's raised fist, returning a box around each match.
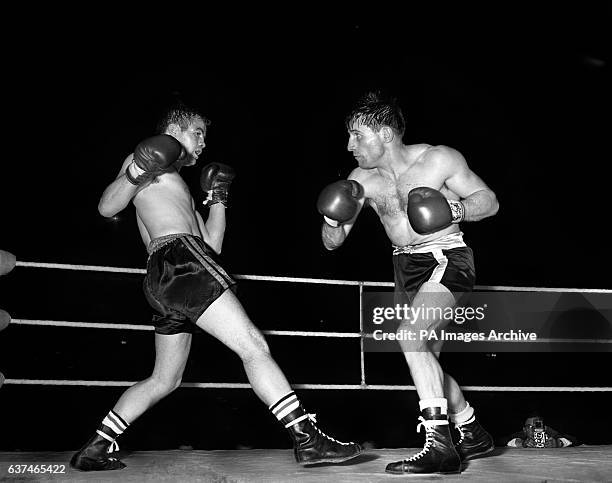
[317,180,364,227]
[126,135,185,185]
[407,187,464,235]
[200,162,236,207]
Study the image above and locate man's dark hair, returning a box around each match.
[345,91,405,137]
[156,101,211,134]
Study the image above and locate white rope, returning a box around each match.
[8,261,612,395]
[3,379,611,392]
[10,320,360,338]
[261,330,360,338]
[10,320,612,345]
[14,261,612,293]
[16,261,146,274]
[11,319,154,331]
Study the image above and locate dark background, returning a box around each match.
[1,6,610,452]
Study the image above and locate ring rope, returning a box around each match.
[9,319,612,345]
[6,260,611,393]
[4,379,611,392]
[10,320,361,338]
[14,261,612,293]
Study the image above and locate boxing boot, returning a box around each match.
[286,413,362,465]
[385,407,462,475]
[70,432,125,471]
[270,391,361,465]
[455,416,495,460]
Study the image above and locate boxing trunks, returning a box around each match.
[393,231,475,305]
[143,233,237,335]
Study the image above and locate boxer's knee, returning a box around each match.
[238,327,271,363]
[148,372,183,396]
[396,321,428,353]
[399,337,428,354]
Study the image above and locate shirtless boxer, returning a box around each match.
[70,103,361,471]
[317,91,499,475]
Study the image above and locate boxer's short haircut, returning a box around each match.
[157,101,211,134]
[346,90,405,137]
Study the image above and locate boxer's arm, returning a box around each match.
[98,154,144,218]
[196,206,225,254]
[321,170,365,250]
[322,220,352,251]
[321,200,363,250]
[432,146,499,221]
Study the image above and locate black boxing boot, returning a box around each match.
[286,414,362,465]
[450,401,495,460]
[70,433,125,471]
[270,391,362,465]
[70,410,128,471]
[386,400,461,475]
[455,417,495,460]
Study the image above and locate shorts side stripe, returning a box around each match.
[180,236,233,289]
[429,249,449,283]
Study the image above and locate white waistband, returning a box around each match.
[393,232,467,255]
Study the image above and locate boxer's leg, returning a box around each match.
[387,281,461,474]
[196,289,361,465]
[71,332,192,471]
[196,289,289,405]
[427,304,494,461]
[114,332,192,420]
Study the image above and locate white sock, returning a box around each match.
[449,401,475,426]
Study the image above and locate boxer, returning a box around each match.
[70,102,361,471]
[318,91,499,475]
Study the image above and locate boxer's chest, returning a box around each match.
[366,166,447,216]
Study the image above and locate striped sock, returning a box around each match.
[96,410,129,452]
[449,401,475,426]
[269,391,308,428]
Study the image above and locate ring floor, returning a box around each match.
[1,446,610,482]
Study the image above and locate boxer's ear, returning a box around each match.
[380,126,394,143]
[166,123,181,137]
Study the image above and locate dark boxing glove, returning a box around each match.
[0,250,16,276]
[407,187,465,235]
[125,134,186,186]
[200,162,236,207]
[0,309,10,332]
[317,180,364,227]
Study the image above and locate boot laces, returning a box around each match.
[407,417,436,461]
[96,430,120,453]
[455,425,465,445]
[307,414,353,446]
[454,415,475,446]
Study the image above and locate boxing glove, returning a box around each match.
[200,162,236,207]
[126,134,186,185]
[407,187,465,235]
[317,180,364,227]
[0,250,16,276]
[0,309,10,332]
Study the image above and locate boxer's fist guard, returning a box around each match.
[0,309,11,332]
[126,134,186,186]
[407,187,465,235]
[0,250,16,276]
[0,250,15,333]
[200,162,236,207]
[317,180,364,227]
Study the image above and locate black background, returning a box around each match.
[1,6,610,452]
